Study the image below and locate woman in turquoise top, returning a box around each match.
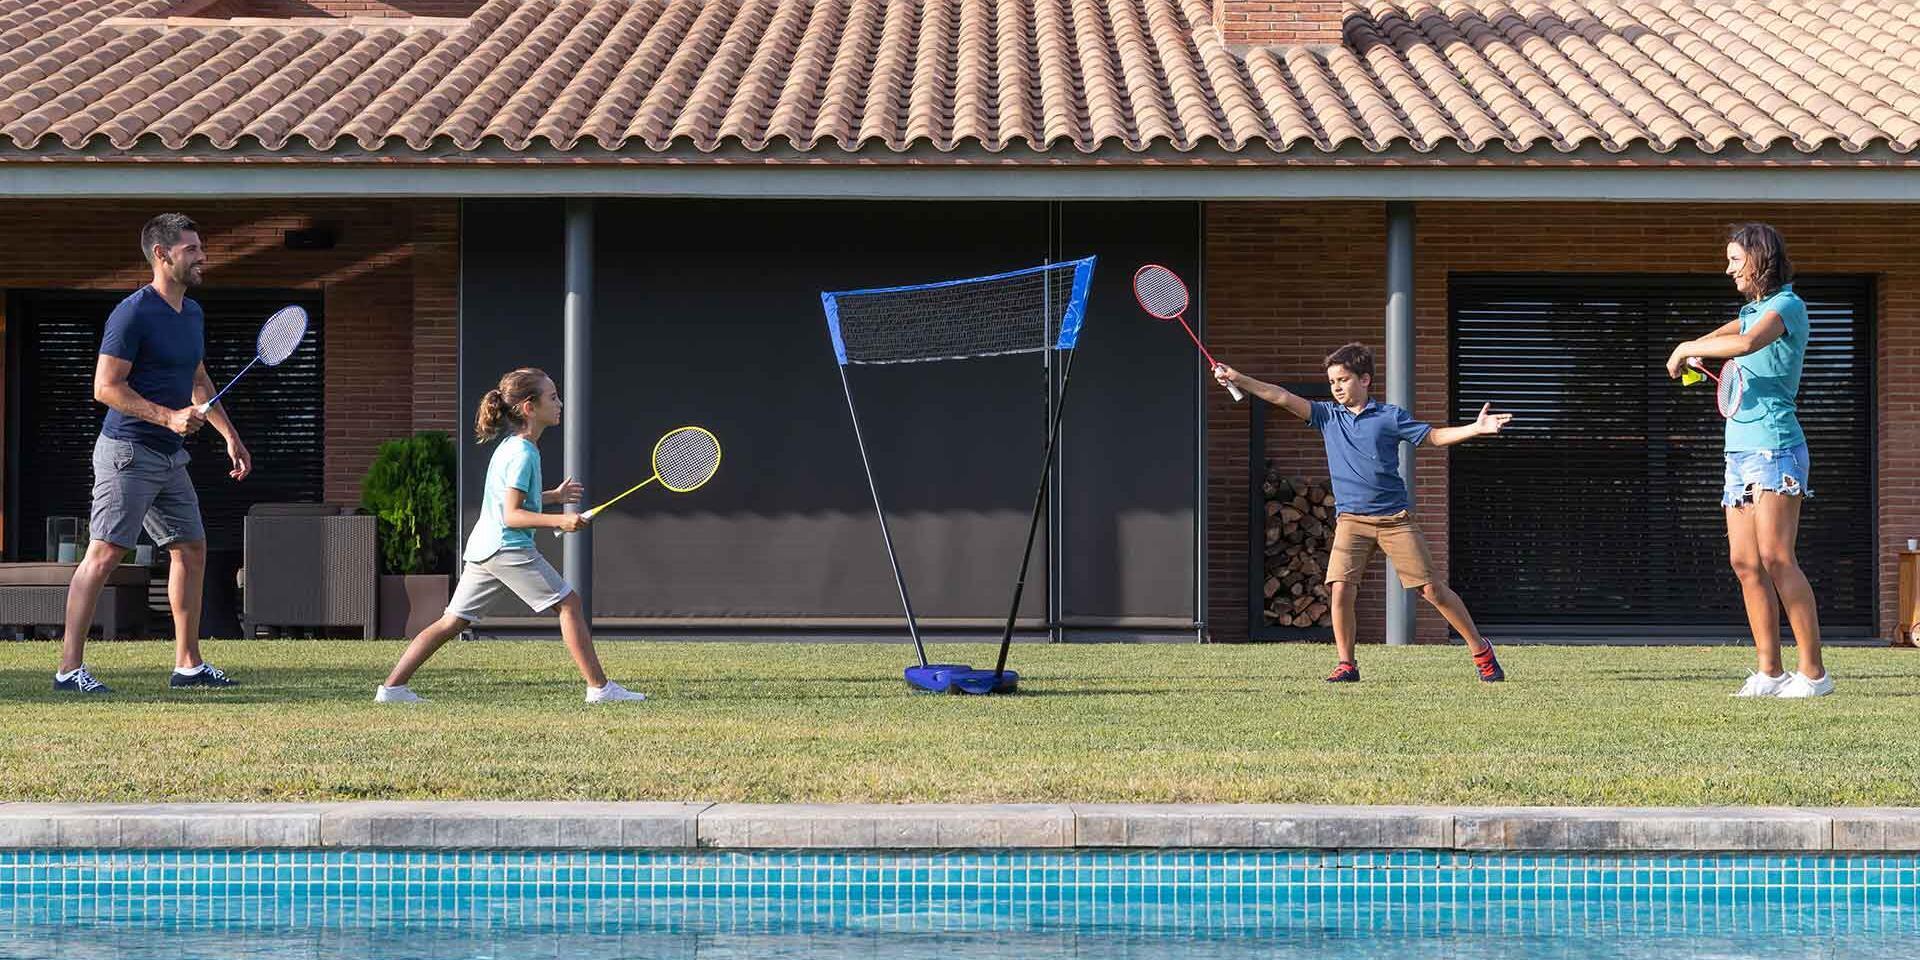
[1666,224,1830,699]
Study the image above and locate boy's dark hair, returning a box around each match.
[140,213,198,264]
[1324,342,1374,380]
[1726,223,1793,296]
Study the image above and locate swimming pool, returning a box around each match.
[2,848,1915,958]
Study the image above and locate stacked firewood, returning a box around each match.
[1262,467,1335,627]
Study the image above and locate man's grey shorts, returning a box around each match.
[446,548,573,622]
[90,434,204,549]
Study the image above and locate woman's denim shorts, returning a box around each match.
[1723,443,1811,508]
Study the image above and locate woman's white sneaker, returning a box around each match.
[1777,672,1835,699]
[1732,672,1792,698]
[585,681,647,703]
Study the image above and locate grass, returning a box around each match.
[1,641,1916,806]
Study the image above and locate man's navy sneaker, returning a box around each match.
[53,667,112,694]
[170,664,238,688]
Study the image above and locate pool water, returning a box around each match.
[1,849,1914,959]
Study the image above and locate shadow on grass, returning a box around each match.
[0,666,502,705]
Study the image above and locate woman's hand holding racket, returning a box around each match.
[1674,353,1746,419]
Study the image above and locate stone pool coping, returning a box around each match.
[3,804,1919,853]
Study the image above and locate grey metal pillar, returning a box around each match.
[1384,202,1416,646]
[563,199,594,613]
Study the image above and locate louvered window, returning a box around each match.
[1448,275,1874,637]
[8,290,324,556]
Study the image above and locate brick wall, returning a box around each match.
[1206,201,1919,643]
[0,200,458,513]
[1213,1,1353,46]
[411,202,460,435]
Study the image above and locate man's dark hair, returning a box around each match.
[140,213,198,264]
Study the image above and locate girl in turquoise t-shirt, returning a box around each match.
[1666,224,1829,699]
[375,367,645,705]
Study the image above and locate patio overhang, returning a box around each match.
[2,160,1917,203]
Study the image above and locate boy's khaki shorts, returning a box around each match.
[1324,510,1436,589]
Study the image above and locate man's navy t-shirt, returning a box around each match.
[99,286,203,454]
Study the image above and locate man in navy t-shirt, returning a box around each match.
[1215,343,1512,684]
[56,214,254,695]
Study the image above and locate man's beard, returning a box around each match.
[175,263,202,288]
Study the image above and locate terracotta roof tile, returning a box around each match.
[0,0,1915,159]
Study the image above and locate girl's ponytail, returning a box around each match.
[473,368,548,442]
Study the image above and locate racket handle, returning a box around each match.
[1211,363,1246,402]
[550,508,596,538]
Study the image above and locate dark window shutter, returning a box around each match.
[8,290,325,556]
[1448,275,1874,637]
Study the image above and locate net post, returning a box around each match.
[834,360,930,667]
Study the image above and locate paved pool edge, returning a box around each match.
[3,803,1918,853]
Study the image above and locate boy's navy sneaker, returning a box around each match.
[1325,661,1360,683]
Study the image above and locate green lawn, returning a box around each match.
[2,641,1916,806]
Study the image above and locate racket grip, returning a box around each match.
[1224,381,1245,402]
[551,507,596,537]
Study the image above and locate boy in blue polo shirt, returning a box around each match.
[1215,343,1512,682]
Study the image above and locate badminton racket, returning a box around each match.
[197,305,308,415]
[1133,264,1243,401]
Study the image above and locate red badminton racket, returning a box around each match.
[1133,264,1243,402]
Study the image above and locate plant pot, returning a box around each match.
[379,574,450,639]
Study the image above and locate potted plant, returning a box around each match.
[361,431,457,638]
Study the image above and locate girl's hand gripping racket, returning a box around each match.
[1133,264,1243,401]
[1685,357,1746,419]
[198,305,308,415]
[555,426,721,536]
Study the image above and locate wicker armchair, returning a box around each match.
[240,504,377,638]
[0,563,149,639]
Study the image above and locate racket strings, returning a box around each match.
[256,307,308,365]
[1133,266,1188,318]
[1717,365,1744,418]
[655,428,720,492]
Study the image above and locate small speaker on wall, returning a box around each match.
[284,225,337,251]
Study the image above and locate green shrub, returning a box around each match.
[360,431,457,576]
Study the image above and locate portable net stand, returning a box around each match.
[821,257,1096,695]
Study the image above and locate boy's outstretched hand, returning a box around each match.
[1475,402,1514,436]
[1213,363,1240,389]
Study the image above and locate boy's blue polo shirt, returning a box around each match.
[1307,399,1431,515]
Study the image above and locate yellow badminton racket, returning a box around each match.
[555,426,720,535]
